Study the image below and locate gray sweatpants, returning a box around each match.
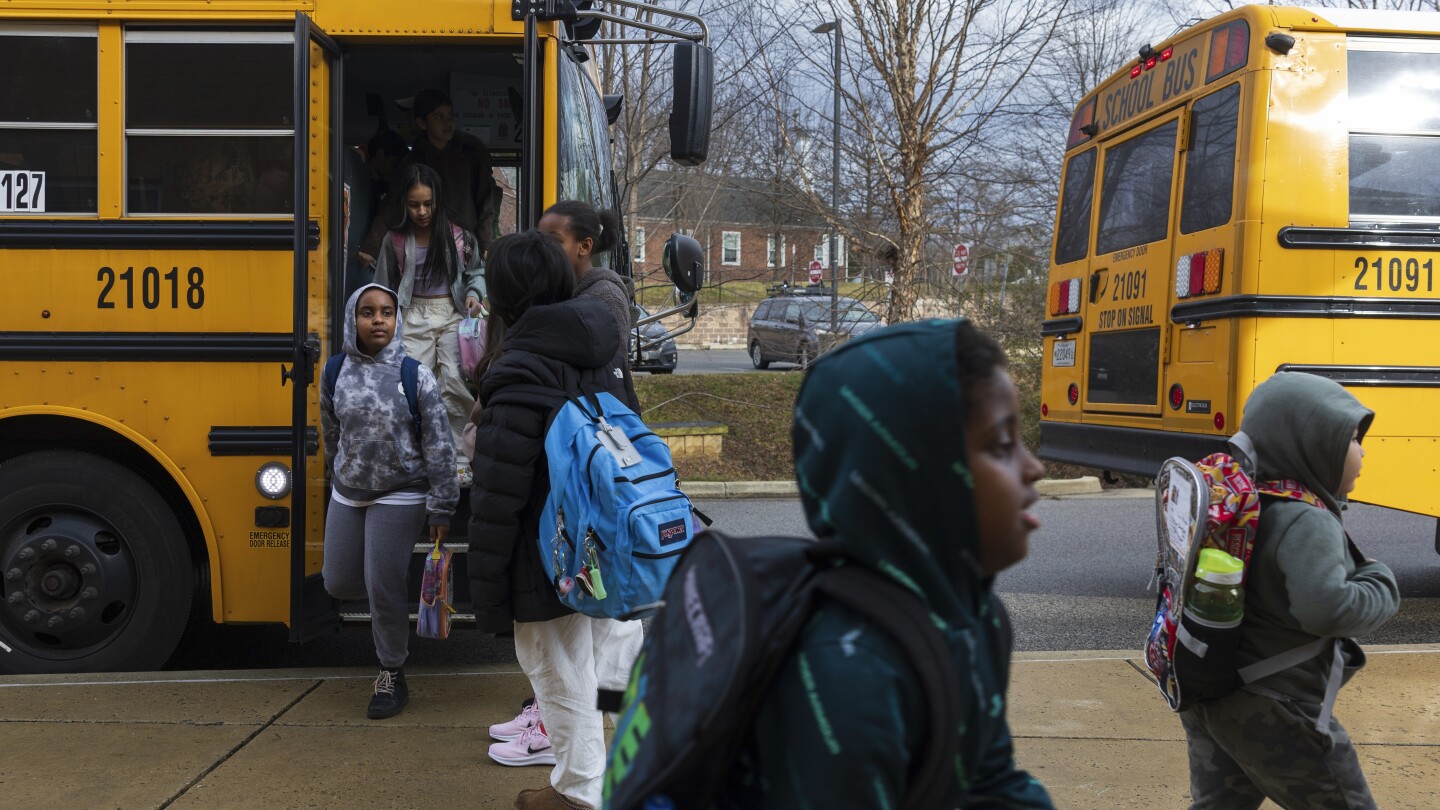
[322,499,427,669]
[1181,687,1376,810]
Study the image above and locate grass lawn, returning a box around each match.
[634,371,805,482]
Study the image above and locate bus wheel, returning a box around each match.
[0,451,193,674]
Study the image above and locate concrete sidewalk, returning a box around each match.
[1,646,1435,808]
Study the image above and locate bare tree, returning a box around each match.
[784,0,1070,323]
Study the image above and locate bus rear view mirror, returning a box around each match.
[670,41,712,166]
[663,233,703,295]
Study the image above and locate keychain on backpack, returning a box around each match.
[553,508,576,595]
[577,533,607,600]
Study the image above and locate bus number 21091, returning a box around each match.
[98,266,205,309]
[1353,257,1434,293]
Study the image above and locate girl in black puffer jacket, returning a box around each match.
[467,231,639,810]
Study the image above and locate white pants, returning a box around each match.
[514,615,644,809]
[401,296,476,460]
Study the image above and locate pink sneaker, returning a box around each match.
[488,723,556,767]
[489,698,540,742]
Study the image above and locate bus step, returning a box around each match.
[339,609,477,625]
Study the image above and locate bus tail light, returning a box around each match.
[1169,383,1184,410]
[1068,383,1080,405]
[1049,279,1082,315]
[1215,412,1226,430]
[1206,20,1249,82]
[1174,248,1224,298]
[1041,403,1048,417]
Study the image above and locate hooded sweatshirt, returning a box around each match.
[320,283,459,524]
[1232,372,1399,702]
[720,320,1054,808]
[467,296,625,631]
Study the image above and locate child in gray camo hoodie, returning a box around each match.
[321,283,458,720]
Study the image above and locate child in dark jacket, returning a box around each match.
[1181,371,1399,809]
[717,319,1054,808]
[320,283,458,720]
[467,231,639,810]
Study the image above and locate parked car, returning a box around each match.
[631,303,678,374]
[747,285,883,369]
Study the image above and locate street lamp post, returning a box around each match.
[812,20,841,338]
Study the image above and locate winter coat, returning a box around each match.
[320,283,459,524]
[466,296,627,632]
[1232,372,1400,702]
[371,224,485,313]
[719,320,1054,809]
[574,265,640,410]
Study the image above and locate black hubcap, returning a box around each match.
[1,511,136,655]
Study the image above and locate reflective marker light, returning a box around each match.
[1068,383,1080,405]
[1049,279,1083,315]
[1215,412,1226,431]
[256,463,292,500]
[1174,248,1224,298]
[1041,403,1049,417]
[1168,383,1185,410]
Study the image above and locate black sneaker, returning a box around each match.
[367,668,409,719]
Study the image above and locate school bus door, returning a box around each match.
[289,14,341,643]
[1085,110,1184,420]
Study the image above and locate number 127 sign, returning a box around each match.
[0,171,46,213]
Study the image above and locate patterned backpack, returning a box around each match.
[1148,433,1341,712]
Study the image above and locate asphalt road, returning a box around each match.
[166,495,1439,670]
[668,348,803,374]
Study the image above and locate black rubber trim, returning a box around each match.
[1041,317,1084,337]
[0,220,320,250]
[1172,295,1440,323]
[1275,364,1440,388]
[0,332,293,361]
[1278,226,1440,250]
[209,426,320,456]
[1039,421,1227,478]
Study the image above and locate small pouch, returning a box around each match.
[457,315,487,383]
[417,538,454,639]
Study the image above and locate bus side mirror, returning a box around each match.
[663,233,703,295]
[669,41,712,166]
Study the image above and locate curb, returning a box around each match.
[681,478,1151,499]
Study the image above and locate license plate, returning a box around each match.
[1051,339,1076,367]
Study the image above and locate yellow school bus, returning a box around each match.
[1040,6,1440,531]
[0,0,710,673]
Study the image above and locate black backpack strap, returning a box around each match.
[400,357,423,438]
[814,565,961,810]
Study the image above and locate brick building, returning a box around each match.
[625,170,847,289]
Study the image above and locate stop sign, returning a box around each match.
[809,260,824,284]
[952,243,970,277]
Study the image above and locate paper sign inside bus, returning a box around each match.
[0,171,45,213]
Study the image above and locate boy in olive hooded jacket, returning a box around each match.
[1182,371,1400,809]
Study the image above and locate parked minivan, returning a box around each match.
[747,285,882,369]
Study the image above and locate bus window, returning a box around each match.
[1054,148,1095,265]
[1097,120,1178,255]
[557,48,613,214]
[125,31,294,215]
[1181,84,1240,234]
[0,26,97,214]
[1347,40,1440,224]
[1088,327,1160,405]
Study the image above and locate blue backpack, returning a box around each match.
[538,390,698,620]
[323,353,422,438]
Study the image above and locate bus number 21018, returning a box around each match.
[1353,257,1434,293]
[98,266,205,309]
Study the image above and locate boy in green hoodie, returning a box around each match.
[717,318,1054,808]
[1181,372,1400,809]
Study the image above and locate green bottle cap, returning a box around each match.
[1195,547,1244,585]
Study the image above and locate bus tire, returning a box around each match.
[0,451,193,674]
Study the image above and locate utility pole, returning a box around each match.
[812,19,842,337]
